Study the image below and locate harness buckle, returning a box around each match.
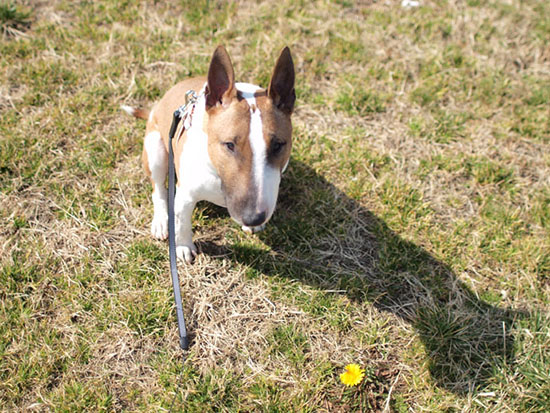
[174,89,198,144]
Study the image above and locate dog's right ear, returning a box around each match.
[268,47,295,114]
[205,46,236,109]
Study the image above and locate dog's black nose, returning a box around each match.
[242,210,266,227]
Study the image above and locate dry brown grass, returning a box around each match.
[1,0,550,411]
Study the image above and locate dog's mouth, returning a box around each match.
[228,214,268,234]
[222,176,280,231]
[226,198,275,231]
[228,209,271,228]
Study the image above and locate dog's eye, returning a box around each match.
[271,140,286,154]
[224,142,235,152]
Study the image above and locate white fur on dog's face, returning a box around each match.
[206,83,292,228]
[241,83,283,224]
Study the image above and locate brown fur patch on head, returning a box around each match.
[255,94,293,171]
[206,98,255,219]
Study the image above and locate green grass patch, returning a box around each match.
[0,2,31,36]
[1,0,550,410]
[336,86,387,116]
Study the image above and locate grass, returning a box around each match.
[1,0,550,411]
[0,1,30,37]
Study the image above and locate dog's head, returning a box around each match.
[204,46,295,228]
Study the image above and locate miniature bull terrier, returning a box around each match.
[122,46,295,263]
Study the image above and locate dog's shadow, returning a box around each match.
[200,159,521,393]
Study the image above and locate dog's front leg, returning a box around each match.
[174,189,197,264]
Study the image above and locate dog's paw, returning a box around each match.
[242,224,266,234]
[176,243,197,264]
[151,215,168,240]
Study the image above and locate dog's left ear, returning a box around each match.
[206,45,237,109]
[268,47,295,114]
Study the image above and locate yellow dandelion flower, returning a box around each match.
[340,363,365,387]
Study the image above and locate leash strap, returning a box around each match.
[166,90,199,411]
[168,110,189,351]
[167,90,198,351]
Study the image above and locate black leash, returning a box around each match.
[166,91,198,411]
[168,108,189,352]
[167,89,198,351]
